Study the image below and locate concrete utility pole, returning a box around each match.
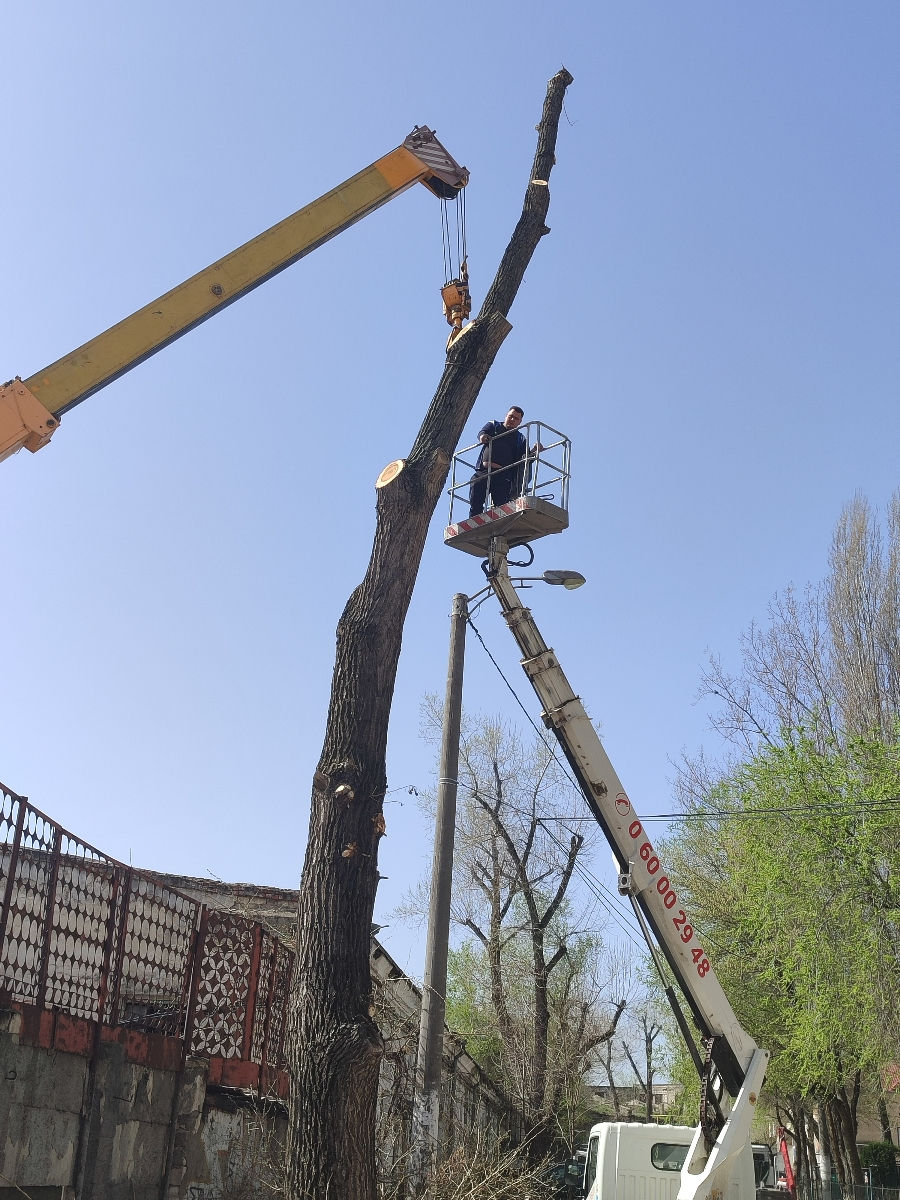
[410,592,467,1191]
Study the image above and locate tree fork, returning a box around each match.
[287,68,574,1200]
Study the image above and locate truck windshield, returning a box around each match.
[585,1137,599,1191]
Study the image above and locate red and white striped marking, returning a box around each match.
[445,497,526,538]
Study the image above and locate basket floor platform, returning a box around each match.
[443,496,569,557]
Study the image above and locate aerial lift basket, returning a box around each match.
[443,421,571,557]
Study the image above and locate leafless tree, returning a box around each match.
[621,1004,664,1122]
[695,491,900,756]
[406,709,626,1158]
[597,1038,625,1120]
[286,71,574,1200]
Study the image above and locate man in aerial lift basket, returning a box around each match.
[468,405,528,517]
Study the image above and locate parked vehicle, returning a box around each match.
[581,1124,698,1200]
[540,1158,586,1199]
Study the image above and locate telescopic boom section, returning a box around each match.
[0,126,467,463]
[484,540,771,1200]
[484,541,758,1094]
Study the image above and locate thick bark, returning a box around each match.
[286,69,573,1200]
[822,1090,864,1190]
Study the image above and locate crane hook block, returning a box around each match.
[442,259,471,344]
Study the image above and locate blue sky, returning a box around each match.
[3,2,898,976]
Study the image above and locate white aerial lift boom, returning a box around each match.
[442,419,770,1200]
[480,534,769,1200]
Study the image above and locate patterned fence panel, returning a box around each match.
[114,873,200,1035]
[1,791,125,1022]
[1,792,55,1005]
[44,837,120,1021]
[189,909,257,1059]
[247,933,294,1070]
[263,941,294,1069]
[0,782,293,1083]
[249,932,277,1064]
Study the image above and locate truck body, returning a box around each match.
[583,1124,697,1200]
[753,1144,777,1190]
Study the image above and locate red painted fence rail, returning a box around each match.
[0,782,293,1087]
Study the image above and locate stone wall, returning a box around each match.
[0,814,519,1198]
[0,930,516,1198]
[0,1001,284,1200]
[0,1002,191,1199]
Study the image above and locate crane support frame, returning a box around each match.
[0,379,59,464]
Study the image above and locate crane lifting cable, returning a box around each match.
[440,187,471,346]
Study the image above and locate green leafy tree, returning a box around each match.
[668,493,900,1190]
[667,729,900,1186]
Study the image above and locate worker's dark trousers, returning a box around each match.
[469,469,518,517]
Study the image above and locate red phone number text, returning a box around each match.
[627,818,710,978]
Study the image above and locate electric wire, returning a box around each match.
[451,608,648,949]
[465,612,900,824]
[536,818,647,952]
[447,733,645,949]
[465,611,585,799]
[483,799,900,823]
[658,798,900,820]
[463,608,900,963]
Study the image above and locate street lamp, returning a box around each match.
[540,569,586,590]
[410,567,585,1188]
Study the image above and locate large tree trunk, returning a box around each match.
[286,68,574,1200]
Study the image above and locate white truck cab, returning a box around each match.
[583,1124,696,1200]
[582,1124,762,1200]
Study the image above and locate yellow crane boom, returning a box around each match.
[1,126,467,463]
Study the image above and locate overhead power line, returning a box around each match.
[466,614,900,826]
[669,798,900,819]
[466,612,591,798]
[537,818,646,953]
